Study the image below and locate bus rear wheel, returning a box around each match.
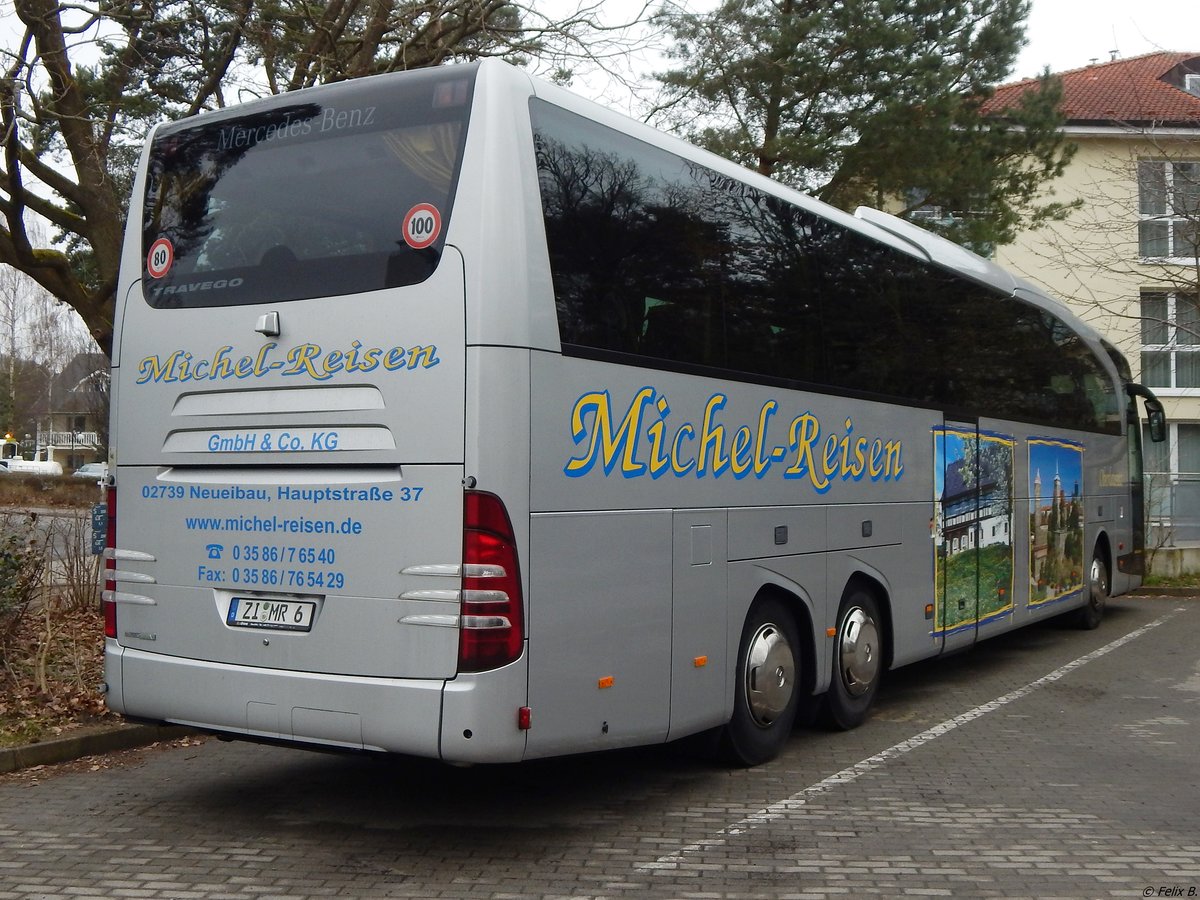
[825,589,882,731]
[1075,553,1108,630]
[720,597,800,766]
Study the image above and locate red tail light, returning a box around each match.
[102,484,117,638]
[459,491,524,672]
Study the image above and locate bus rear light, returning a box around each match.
[462,589,509,604]
[459,491,524,672]
[103,485,117,639]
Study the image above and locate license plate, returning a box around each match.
[227,597,315,632]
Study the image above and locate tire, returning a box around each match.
[1075,552,1108,631]
[825,588,882,731]
[719,596,801,766]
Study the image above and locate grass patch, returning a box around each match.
[1143,572,1200,589]
[0,474,105,509]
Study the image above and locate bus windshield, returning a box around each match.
[140,66,475,308]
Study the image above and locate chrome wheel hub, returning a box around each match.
[838,606,879,697]
[744,622,795,727]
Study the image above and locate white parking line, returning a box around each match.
[638,611,1180,870]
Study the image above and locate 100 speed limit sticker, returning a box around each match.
[402,203,442,249]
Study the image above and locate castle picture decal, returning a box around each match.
[1028,439,1085,607]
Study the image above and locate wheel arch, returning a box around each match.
[1092,529,1113,587]
[748,583,818,704]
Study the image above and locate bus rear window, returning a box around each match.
[141,67,475,308]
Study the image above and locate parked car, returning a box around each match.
[72,462,109,481]
[2,458,64,475]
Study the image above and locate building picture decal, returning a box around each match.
[1028,438,1085,607]
[933,427,1015,636]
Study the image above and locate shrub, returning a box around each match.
[0,514,48,663]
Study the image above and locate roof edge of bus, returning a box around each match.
[852,206,1015,293]
[1013,282,1108,347]
[524,71,934,266]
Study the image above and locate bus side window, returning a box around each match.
[640,301,685,361]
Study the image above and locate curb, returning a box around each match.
[0,724,195,775]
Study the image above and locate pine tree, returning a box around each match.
[653,0,1075,250]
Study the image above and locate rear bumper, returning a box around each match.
[106,642,525,761]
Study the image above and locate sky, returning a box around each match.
[1014,0,1200,80]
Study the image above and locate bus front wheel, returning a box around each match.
[825,589,882,730]
[720,597,801,766]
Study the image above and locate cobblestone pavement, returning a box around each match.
[1,595,1198,899]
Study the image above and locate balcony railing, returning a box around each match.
[38,430,102,449]
[1146,471,1200,543]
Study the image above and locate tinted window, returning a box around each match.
[531,100,1119,434]
[142,67,475,308]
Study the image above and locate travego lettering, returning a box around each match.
[151,278,244,298]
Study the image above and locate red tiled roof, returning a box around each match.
[982,51,1200,126]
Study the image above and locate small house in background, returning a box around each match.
[36,352,109,471]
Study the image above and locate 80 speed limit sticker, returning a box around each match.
[402,203,442,250]
[146,238,174,278]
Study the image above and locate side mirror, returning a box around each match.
[1146,401,1166,443]
[1127,383,1167,443]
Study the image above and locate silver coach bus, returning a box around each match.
[103,60,1165,766]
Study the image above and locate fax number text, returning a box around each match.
[232,567,346,590]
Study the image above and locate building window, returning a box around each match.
[1143,422,1200,537]
[1141,290,1200,389]
[1138,159,1200,260]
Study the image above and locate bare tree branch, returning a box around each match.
[0,0,655,353]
